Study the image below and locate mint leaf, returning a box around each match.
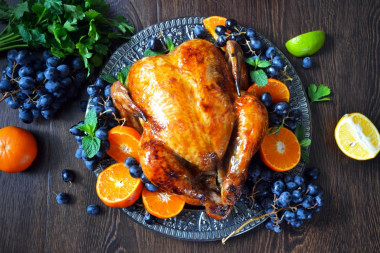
[165,37,175,52]
[294,125,305,142]
[299,138,311,147]
[308,84,331,103]
[76,123,93,135]
[101,74,117,84]
[82,136,101,158]
[84,109,97,134]
[144,48,165,57]
[245,57,257,67]
[257,60,271,68]
[301,149,310,163]
[250,69,268,87]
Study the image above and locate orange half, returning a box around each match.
[96,162,143,208]
[259,127,301,172]
[142,188,185,219]
[107,126,141,162]
[248,78,290,103]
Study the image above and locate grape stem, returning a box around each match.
[221,208,286,244]
[0,92,10,103]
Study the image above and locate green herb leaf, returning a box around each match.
[110,15,134,34]
[93,43,108,55]
[43,0,63,15]
[82,136,101,158]
[13,1,29,19]
[116,72,125,85]
[144,48,165,57]
[84,108,97,134]
[16,23,32,42]
[165,37,175,52]
[308,84,331,103]
[88,19,100,41]
[76,123,93,135]
[257,60,271,68]
[301,149,310,163]
[299,138,311,147]
[101,74,117,84]
[245,57,257,67]
[294,124,305,142]
[250,69,268,87]
[121,65,131,78]
[63,4,84,20]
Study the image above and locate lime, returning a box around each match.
[285,30,325,57]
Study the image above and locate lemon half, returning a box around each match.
[335,113,380,160]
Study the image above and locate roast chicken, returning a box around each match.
[111,39,268,220]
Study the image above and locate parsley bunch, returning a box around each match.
[0,0,134,74]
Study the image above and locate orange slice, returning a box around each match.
[247,78,290,103]
[203,16,227,51]
[259,127,301,172]
[142,187,185,219]
[96,162,143,208]
[107,126,141,163]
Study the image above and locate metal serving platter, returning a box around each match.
[93,16,311,241]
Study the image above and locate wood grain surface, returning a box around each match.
[0,0,379,252]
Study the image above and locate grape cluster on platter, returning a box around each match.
[69,78,120,171]
[0,49,87,123]
[238,161,323,233]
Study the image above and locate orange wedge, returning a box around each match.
[96,163,143,208]
[259,127,301,172]
[107,126,141,163]
[247,78,290,103]
[142,187,185,219]
[203,16,227,50]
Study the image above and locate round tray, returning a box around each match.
[95,16,311,241]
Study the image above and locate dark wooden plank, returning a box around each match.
[0,0,379,252]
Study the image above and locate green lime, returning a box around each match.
[285,30,325,57]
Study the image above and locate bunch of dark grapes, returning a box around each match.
[212,19,285,77]
[243,163,323,233]
[69,78,119,171]
[0,49,87,123]
[258,92,302,131]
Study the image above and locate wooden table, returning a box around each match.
[1,0,379,252]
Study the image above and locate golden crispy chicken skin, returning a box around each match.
[111,39,268,220]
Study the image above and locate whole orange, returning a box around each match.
[0,126,38,173]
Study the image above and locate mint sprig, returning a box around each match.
[294,124,311,163]
[76,109,101,158]
[308,84,331,104]
[245,57,271,87]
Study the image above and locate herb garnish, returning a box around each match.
[294,124,311,162]
[76,109,100,158]
[245,57,271,87]
[101,65,131,86]
[307,84,331,104]
[0,0,134,75]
